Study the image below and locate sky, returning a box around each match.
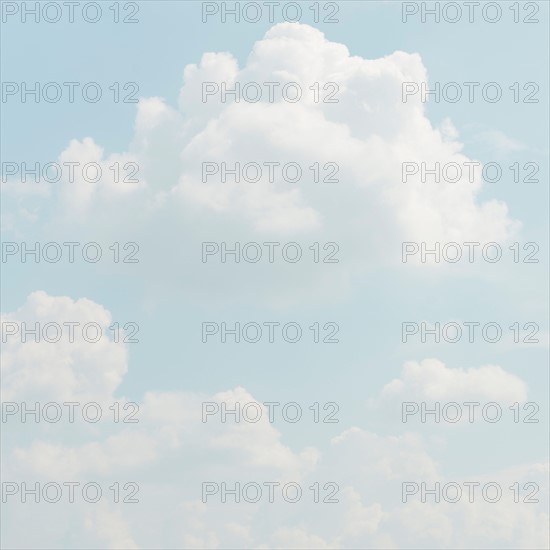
[1,1,549,548]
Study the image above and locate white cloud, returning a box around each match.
[376,358,528,403]
[471,130,527,154]
[1,291,127,403]
[86,507,140,550]
[1,23,522,308]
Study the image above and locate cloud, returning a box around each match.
[471,130,527,154]
[1,291,128,403]
[85,508,140,550]
[1,23,522,307]
[375,358,528,404]
[1,18,546,547]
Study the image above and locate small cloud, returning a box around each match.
[471,130,527,154]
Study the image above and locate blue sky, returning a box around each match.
[1,2,549,548]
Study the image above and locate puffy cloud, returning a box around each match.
[1,19,545,546]
[57,137,144,215]
[376,358,528,404]
[2,292,546,550]
[170,23,517,244]
[1,23,522,308]
[1,291,127,403]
